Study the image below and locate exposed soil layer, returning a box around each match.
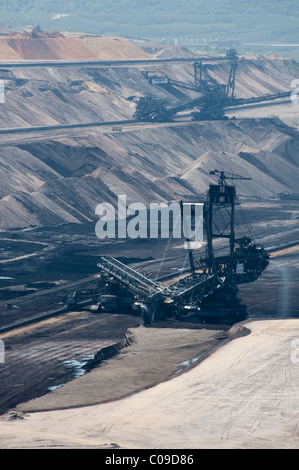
[0,35,149,61]
[0,52,297,230]
[1,319,299,449]
[16,322,238,413]
[0,311,142,416]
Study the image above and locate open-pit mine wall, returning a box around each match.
[0,53,298,230]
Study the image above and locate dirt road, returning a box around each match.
[0,319,298,449]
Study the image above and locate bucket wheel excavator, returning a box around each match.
[97,170,269,325]
[172,169,269,323]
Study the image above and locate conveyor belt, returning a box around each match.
[97,256,167,297]
[97,256,220,303]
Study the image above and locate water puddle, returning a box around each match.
[48,384,64,392]
[47,353,95,392]
[62,354,95,378]
[175,353,205,374]
[174,345,216,374]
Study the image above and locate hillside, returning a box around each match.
[0,54,298,230]
[0,56,295,127]
[0,32,149,61]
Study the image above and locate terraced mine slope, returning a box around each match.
[0,38,299,448]
[0,53,298,230]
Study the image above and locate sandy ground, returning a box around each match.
[0,318,298,449]
[270,244,299,258]
[0,35,149,61]
[14,324,229,413]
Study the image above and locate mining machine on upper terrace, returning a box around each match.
[97,170,269,325]
[134,49,291,122]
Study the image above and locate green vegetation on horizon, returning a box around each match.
[1,0,298,44]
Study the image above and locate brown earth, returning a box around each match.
[0,310,143,416]
[14,322,235,413]
[0,34,149,61]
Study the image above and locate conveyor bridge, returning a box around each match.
[98,255,218,298]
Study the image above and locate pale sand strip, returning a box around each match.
[0,319,298,449]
